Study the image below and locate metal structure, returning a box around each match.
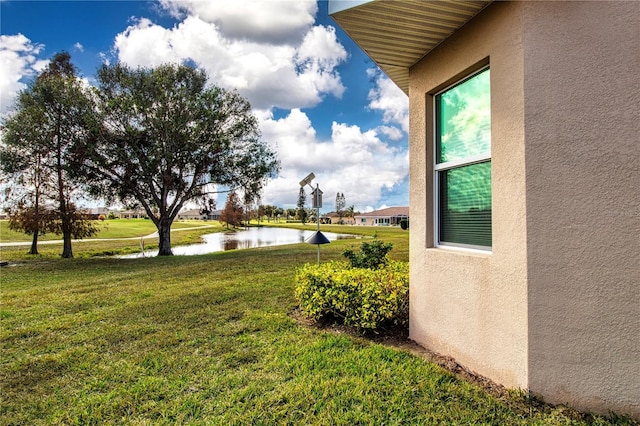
[299,173,330,264]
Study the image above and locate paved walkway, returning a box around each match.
[0,224,216,247]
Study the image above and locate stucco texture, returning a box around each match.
[409,1,529,391]
[408,1,639,418]
[522,1,640,417]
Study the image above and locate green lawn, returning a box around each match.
[0,226,634,425]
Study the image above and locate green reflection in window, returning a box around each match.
[436,69,491,164]
[439,161,492,247]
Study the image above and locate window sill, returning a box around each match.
[432,244,492,256]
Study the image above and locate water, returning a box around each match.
[120,227,356,258]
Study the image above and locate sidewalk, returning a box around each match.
[0,225,215,247]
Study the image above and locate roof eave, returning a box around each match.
[330,0,493,94]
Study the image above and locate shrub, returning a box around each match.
[295,260,409,331]
[342,239,393,269]
[400,219,409,230]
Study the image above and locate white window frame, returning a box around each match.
[433,66,492,253]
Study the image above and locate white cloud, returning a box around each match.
[377,125,404,141]
[258,109,408,211]
[367,68,409,132]
[113,14,347,110]
[73,42,84,52]
[0,34,45,114]
[114,17,178,68]
[158,0,317,44]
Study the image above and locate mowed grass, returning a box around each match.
[0,226,634,425]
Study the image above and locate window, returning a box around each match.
[435,67,491,249]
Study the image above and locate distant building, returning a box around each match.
[353,207,408,226]
[115,209,148,219]
[85,207,111,220]
[320,211,355,225]
[176,208,221,221]
[177,209,202,220]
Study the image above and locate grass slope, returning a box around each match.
[0,226,634,425]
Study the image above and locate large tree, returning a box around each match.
[79,63,279,255]
[1,52,97,257]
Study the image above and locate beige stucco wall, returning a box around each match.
[522,1,640,417]
[409,2,529,390]
[409,0,639,418]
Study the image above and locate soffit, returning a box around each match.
[330,0,492,94]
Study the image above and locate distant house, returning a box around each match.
[116,209,148,219]
[204,209,221,221]
[85,207,111,220]
[177,209,203,220]
[176,208,221,221]
[354,207,408,226]
[320,211,355,225]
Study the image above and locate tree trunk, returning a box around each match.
[61,230,73,258]
[59,198,73,258]
[157,220,173,256]
[29,232,39,255]
[29,190,40,255]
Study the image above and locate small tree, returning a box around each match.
[220,191,243,228]
[274,207,284,222]
[296,187,307,224]
[343,239,394,269]
[345,205,355,224]
[5,202,56,255]
[262,205,274,222]
[335,192,346,224]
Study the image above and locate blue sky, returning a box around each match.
[1,0,409,213]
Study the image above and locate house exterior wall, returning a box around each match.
[409,1,639,417]
[522,1,640,417]
[409,1,529,390]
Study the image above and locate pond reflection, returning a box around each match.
[120,227,356,258]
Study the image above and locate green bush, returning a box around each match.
[342,239,393,269]
[295,260,409,331]
[400,219,409,230]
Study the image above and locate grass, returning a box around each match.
[0,225,635,425]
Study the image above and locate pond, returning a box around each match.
[120,226,357,258]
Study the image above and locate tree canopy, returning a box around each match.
[297,187,307,224]
[335,192,346,223]
[220,191,243,228]
[1,52,98,257]
[78,62,279,255]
